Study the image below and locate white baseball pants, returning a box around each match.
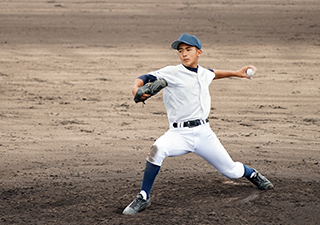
[146,123,244,179]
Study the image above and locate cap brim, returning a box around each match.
[171,41,183,50]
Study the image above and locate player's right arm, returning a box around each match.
[132,78,146,98]
[132,74,157,100]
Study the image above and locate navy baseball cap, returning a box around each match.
[171,33,202,50]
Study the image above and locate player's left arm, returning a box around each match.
[213,65,256,80]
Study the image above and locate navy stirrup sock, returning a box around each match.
[243,164,255,178]
[140,161,160,199]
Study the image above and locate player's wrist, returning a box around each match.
[132,86,139,96]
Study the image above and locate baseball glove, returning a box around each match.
[134,78,168,103]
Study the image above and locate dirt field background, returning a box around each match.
[1,0,319,224]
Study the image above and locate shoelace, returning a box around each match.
[131,196,146,208]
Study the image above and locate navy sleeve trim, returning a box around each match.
[137,74,157,85]
[208,68,214,73]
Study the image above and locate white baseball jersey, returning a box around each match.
[149,64,215,124]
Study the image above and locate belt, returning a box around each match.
[173,118,209,128]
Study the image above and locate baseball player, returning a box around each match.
[123,33,273,215]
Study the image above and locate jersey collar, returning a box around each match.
[182,64,198,73]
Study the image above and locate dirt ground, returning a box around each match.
[1,0,319,224]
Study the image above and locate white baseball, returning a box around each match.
[246,68,255,77]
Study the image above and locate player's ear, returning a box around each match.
[197,49,202,57]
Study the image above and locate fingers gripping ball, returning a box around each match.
[246,67,257,77]
[134,78,168,103]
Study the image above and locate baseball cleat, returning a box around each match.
[247,170,274,190]
[122,194,151,215]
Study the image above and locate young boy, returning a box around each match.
[123,33,273,215]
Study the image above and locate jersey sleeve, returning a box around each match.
[208,68,215,80]
[148,66,176,86]
[137,74,157,85]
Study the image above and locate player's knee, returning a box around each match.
[146,145,157,163]
[146,144,165,166]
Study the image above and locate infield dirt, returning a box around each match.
[1,1,319,224]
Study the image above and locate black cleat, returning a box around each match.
[247,170,274,190]
[122,194,151,215]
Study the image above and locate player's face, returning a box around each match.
[178,43,202,68]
